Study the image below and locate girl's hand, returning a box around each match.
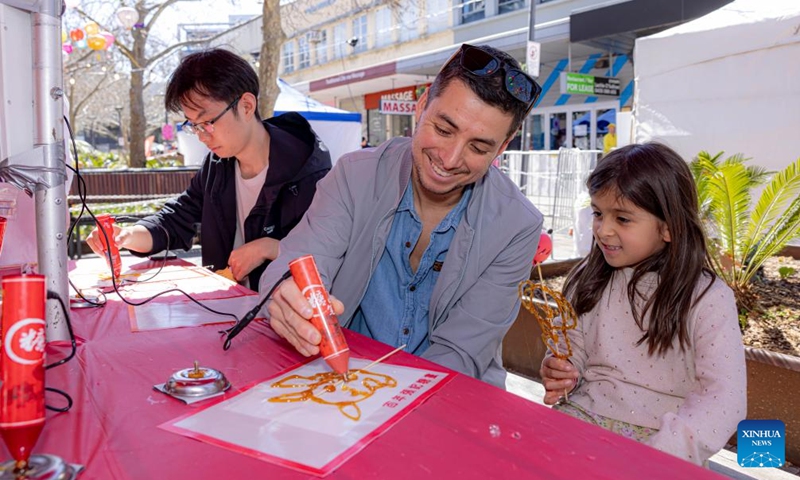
[540,357,580,405]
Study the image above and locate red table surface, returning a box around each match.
[1,263,725,479]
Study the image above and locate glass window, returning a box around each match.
[298,36,310,70]
[550,112,567,149]
[498,0,525,15]
[281,41,294,74]
[375,7,393,48]
[352,15,367,52]
[314,30,328,65]
[426,0,449,33]
[399,0,419,42]
[333,23,346,59]
[572,110,590,149]
[459,0,485,24]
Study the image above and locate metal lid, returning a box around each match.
[165,361,230,397]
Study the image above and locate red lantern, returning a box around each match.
[532,231,553,265]
[68,28,84,42]
[0,275,46,471]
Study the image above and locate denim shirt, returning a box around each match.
[350,182,473,354]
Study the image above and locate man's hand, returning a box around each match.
[540,356,580,405]
[228,237,280,281]
[267,277,345,356]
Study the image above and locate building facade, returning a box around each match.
[215,0,731,150]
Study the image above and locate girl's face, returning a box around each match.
[591,189,671,269]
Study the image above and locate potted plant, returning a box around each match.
[691,152,800,464]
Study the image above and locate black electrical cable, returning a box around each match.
[43,291,76,412]
[221,270,291,351]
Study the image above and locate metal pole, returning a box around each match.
[33,0,69,340]
[522,0,536,151]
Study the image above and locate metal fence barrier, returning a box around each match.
[499,148,599,258]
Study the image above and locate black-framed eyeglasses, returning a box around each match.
[445,44,542,116]
[181,97,240,135]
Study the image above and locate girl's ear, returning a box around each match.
[660,222,671,243]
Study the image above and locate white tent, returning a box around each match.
[274,79,361,165]
[633,0,800,172]
[179,79,362,166]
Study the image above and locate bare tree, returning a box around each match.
[258,0,283,120]
[72,1,261,168]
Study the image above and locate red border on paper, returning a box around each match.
[160,358,454,477]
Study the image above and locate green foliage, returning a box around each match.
[778,266,797,280]
[74,140,125,169]
[691,152,800,320]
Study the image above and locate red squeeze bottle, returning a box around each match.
[95,214,121,279]
[0,274,46,470]
[288,255,350,375]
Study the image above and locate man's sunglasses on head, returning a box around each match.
[445,43,542,116]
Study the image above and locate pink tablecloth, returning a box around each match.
[6,263,724,479]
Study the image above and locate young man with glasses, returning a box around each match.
[260,44,544,388]
[86,49,331,290]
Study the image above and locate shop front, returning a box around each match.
[364,84,428,146]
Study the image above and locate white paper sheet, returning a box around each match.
[163,358,452,476]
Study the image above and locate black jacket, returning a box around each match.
[137,112,332,290]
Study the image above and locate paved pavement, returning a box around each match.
[505,373,797,480]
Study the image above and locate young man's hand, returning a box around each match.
[267,277,345,356]
[228,237,279,281]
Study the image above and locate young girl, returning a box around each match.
[540,143,747,466]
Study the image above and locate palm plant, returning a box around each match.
[690,151,800,324]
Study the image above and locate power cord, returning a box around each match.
[43,290,76,412]
[221,270,291,350]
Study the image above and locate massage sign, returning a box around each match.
[379,88,417,115]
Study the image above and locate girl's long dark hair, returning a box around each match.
[563,143,716,356]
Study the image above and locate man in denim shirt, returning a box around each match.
[261,44,544,388]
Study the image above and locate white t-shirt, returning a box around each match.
[232,160,268,287]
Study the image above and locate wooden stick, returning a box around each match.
[539,263,569,403]
[333,344,407,388]
[360,344,407,372]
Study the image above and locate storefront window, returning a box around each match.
[550,112,567,150]
[572,110,590,149]
[525,114,545,151]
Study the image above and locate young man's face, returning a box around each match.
[181,91,243,158]
[411,79,515,200]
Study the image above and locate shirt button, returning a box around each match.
[409,285,416,292]
[403,328,410,335]
[405,241,411,248]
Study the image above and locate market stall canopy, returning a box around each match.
[633,0,800,172]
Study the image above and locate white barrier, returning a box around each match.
[500,148,599,258]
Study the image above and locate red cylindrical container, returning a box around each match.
[0,217,7,257]
[0,274,46,469]
[288,255,350,375]
[95,214,121,279]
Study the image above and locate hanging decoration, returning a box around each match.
[69,28,84,42]
[100,31,115,49]
[62,43,73,54]
[75,38,88,49]
[61,30,67,43]
[87,34,106,51]
[84,22,99,35]
[116,7,139,30]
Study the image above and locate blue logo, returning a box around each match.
[737,420,785,468]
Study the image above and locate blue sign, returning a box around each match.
[737,419,785,468]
